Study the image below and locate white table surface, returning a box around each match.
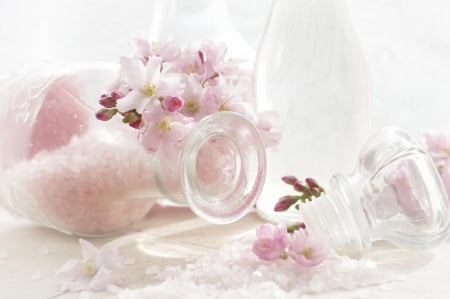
[1,205,450,299]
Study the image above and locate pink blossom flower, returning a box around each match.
[288,230,330,267]
[55,239,124,292]
[252,223,289,261]
[256,111,282,148]
[116,56,183,113]
[130,38,181,62]
[140,103,193,157]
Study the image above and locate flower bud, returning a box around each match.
[110,90,123,100]
[163,96,184,112]
[95,108,117,121]
[274,195,298,212]
[99,96,117,108]
[293,181,307,192]
[281,175,298,185]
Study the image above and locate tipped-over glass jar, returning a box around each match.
[0,63,266,236]
[300,127,450,251]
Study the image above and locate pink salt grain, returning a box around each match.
[117,242,398,298]
[1,129,156,236]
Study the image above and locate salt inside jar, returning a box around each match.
[0,63,266,236]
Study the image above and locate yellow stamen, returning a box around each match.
[84,259,96,275]
[157,118,172,132]
[185,99,199,113]
[219,102,229,112]
[300,247,313,259]
[143,83,156,97]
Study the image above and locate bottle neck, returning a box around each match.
[301,174,372,251]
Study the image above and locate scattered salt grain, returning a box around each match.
[118,242,398,299]
[396,275,407,281]
[145,266,159,275]
[123,258,136,265]
[37,246,50,255]
[79,290,92,299]
[0,251,7,259]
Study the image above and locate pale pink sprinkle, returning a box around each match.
[288,230,331,267]
[252,223,289,261]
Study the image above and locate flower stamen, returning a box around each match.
[185,99,199,113]
[143,83,156,97]
[84,259,96,275]
[157,118,172,132]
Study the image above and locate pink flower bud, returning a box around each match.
[99,96,117,108]
[293,181,307,192]
[163,96,184,112]
[274,195,298,212]
[128,118,142,129]
[95,109,117,121]
[110,90,123,100]
[281,175,298,185]
[305,178,320,189]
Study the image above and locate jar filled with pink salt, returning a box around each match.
[0,63,266,236]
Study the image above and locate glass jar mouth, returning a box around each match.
[180,112,267,224]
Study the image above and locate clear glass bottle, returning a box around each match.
[0,63,266,236]
[300,127,450,251]
[148,0,255,63]
[254,0,371,221]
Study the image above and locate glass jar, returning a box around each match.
[253,0,371,221]
[0,63,266,236]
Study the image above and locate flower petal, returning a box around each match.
[55,259,87,280]
[87,267,117,292]
[80,239,98,261]
[116,90,142,113]
[146,56,162,83]
[97,241,123,270]
[119,57,145,89]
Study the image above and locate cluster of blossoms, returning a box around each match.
[96,39,280,157]
[274,176,325,212]
[252,223,331,267]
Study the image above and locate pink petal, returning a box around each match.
[145,57,162,83]
[116,90,141,113]
[80,239,98,261]
[130,38,151,60]
[119,57,145,89]
[55,259,86,280]
[87,267,116,291]
[97,241,123,270]
[159,41,181,61]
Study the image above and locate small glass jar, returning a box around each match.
[0,63,266,236]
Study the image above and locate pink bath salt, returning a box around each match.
[4,129,157,235]
[28,74,90,158]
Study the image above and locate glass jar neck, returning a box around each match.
[301,174,373,251]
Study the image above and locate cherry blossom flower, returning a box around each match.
[140,103,193,158]
[288,230,331,267]
[252,223,289,261]
[116,56,184,113]
[256,111,282,148]
[55,239,124,292]
[130,38,181,62]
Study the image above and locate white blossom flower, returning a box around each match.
[55,239,124,292]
